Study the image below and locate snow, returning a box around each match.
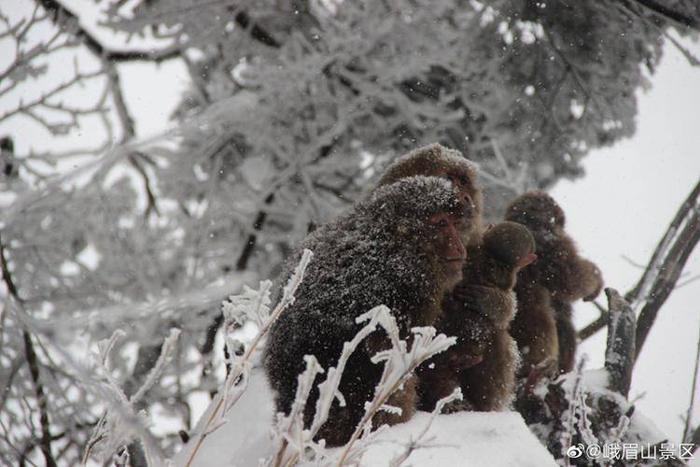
[359,411,558,466]
[173,369,275,467]
[174,368,558,466]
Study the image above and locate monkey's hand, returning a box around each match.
[523,357,558,391]
[581,260,604,301]
[441,397,475,414]
[447,351,483,371]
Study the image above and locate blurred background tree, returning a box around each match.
[0,0,698,465]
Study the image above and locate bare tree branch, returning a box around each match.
[232,10,280,48]
[625,181,700,303]
[36,0,182,63]
[690,424,700,453]
[635,203,700,360]
[682,318,700,443]
[625,0,700,31]
[579,180,700,342]
[578,300,609,341]
[104,61,135,140]
[1,234,57,467]
[604,288,636,397]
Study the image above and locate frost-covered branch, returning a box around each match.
[559,359,598,460]
[265,305,455,467]
[83,328,181,465]
[183,249,313,467]
[335,315,456,466]
[0,2,114,137]
[388,388,462,467]
[267,305,396,467]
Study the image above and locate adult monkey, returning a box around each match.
[375,144,519,410]
[264,176,469,446]
[505,191,603,377]
[376,143,483,247]
[419,221,537,412]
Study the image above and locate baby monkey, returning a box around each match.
[419,221,536,412]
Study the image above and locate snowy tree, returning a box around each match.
[0,0,699,465]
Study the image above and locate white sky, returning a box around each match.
[1,0,699,448]
[551,39,700,440]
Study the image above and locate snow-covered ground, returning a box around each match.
[174,369,558,466]
[174,370,276,467]
[359,411,557,466]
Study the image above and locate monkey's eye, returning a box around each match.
[437,173,452,183]
[435,218,449,229]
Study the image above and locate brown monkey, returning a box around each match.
[264,176,468,446]
[376,143,483,246]
[272,143,481,301]
[505,191,603,376]
[418,222,536,412]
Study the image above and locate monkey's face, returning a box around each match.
[438,169,480,218]
[427,211,468,289]
[375,144,482,243]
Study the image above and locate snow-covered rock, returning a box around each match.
[174,369,558,466]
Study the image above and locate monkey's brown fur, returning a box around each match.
[505,191,603,376]
[264,176,468,446]
[376,143,483,246]
[418,222,536,412]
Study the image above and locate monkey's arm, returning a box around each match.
[451,284,516,329]
[577,258,604,301]
[539,237,603,302]
[415,314,489,412]
[511,283,559,377]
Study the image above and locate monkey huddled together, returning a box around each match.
[263,143,603,446]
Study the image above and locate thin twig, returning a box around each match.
[578,301,610,341]
[683,326,700,442]
[1,234,57,467]
[37,0,182,62]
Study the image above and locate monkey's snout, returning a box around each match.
[450,239,467,264]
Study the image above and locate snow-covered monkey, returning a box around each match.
[376,143,484,247]
[420,221,537,412]
[375,144,529,413]
[264,176,469,446]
